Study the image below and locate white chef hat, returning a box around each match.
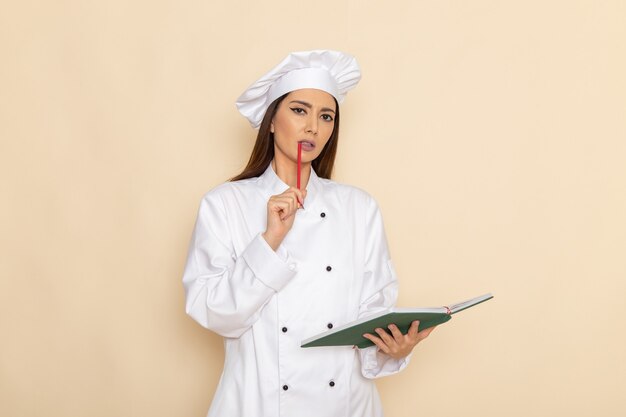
[236,49,361,128]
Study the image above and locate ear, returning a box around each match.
[270,121,274,133]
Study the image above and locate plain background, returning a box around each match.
[1,1,625,416]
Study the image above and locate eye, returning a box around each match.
[321,114,334,122]
[290,107,306,115]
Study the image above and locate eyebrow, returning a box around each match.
[289,100,336,114]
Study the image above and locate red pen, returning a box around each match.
[297,142,302,190]
[297,142,304,209]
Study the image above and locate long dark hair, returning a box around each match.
[230,93,340,181]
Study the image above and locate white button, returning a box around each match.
[288,263,296,271]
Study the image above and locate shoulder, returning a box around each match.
[203,177,258,196]
[319,177,380,210]
[198,176,263,211]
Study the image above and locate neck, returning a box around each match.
[272,156,312,189]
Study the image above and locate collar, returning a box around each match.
[257,163,321,208]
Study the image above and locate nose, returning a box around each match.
[305,115,318,135]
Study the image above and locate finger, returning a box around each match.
[280,211,296,221]
[287,186,305,196]
[273,196,297,216]
[374,327,396,347]
[285,192,299,211]
[276,194,297,211]
[267,200,287,213]
[417,325,437,341]
[268,200,289,214]
[287,187,306,208]
[276,202,296,221]
[387,324,404,343]
[268,201,295,222]
[288,186,304,196]
[363,333,390,354]
[407,320,420,339]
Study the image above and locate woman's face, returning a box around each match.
[271,88,337,164]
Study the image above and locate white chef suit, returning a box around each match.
[183,164,409,417]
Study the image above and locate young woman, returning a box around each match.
[182,50,435,417]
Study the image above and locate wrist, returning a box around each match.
[262,231,282,251]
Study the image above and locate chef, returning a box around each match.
[182,50,435,417]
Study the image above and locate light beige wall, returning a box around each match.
[1,1,624,416]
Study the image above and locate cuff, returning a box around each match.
[242,233,297,292]
[360,346,411,379]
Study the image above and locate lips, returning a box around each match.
[299,140,316,151]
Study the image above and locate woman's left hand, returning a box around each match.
[362,320,436,360]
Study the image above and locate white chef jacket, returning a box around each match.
[183,164,409,417]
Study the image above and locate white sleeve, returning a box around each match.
[182,193,297,338]
[357,197,411,379]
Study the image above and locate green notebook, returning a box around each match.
[301,293,493,349]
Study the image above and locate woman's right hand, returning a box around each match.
[262,187,307,251]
